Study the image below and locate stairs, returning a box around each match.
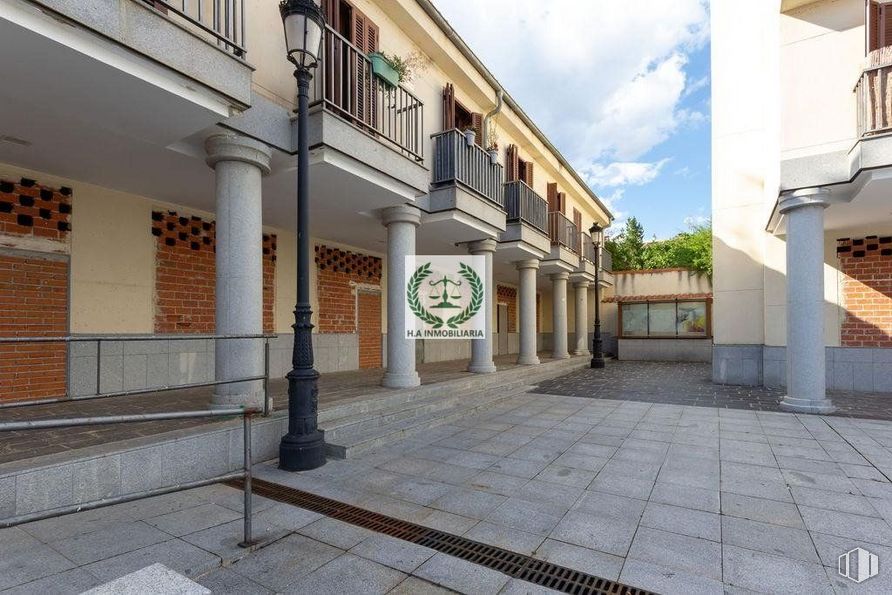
[321,356,586,458]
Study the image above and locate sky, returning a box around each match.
[434,0,712,240]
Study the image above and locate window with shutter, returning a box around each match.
[524,161,534,187]
[868,1,892,51]
[443,84,456,131]
[547,183,558,212]
[573,208,583,252]
[506,145,519,181]
[471,113,484,147]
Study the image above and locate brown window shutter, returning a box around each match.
[322,0,336,27]
[883,3,892,47]
[547,183,558,211]
[506,145,519,181]
[524,161,534,187]
[573,208,582,241]
[443,84,456,131]
[471,113,484,146]
[558,192,567,214]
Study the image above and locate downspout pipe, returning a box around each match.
[415,0,613,222]
[483,90,504,149]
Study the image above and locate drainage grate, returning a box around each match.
[226,477,653,595]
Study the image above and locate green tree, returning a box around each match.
[604,217,645,270]
[606,219,713,276]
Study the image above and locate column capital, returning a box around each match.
[514,259,540,271]
[380,204,422,227]
[467,238,498,254]
[550,271,570,281]
[572,279,592,289]
[778,187,831,214]
[205,134,272,175]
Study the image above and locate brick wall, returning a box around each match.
[838,236,892,348]
[152,210,276,333]
[315,245,383,368]
[497,285,517,332]
[0,177,71,401]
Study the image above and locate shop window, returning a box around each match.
[619,300,710,338]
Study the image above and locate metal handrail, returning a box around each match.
[311,25,424,161]
[431,129,505,207]
[548,211,580,254]
[0,407,259,548]
[143,0,247,58]
[0,334,276,414]
[505,180,547,232]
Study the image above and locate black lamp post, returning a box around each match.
[278,0,327,471]
[589,223,606,369]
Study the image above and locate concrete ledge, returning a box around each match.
[712,344,763,386]
[618,338,712,362]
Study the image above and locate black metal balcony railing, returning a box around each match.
[548,211,579,254]
[504,180,547,232]
[431,129,504,207]
[581,232,596,263]
[312,26,424,161]
[144,0,246,57]
[601,247,613,272]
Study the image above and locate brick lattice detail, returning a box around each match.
[838,236,892,348]
[497,285,518,332]
[152,210,276,333]
[0,177,72,242]
[0,254,68,401]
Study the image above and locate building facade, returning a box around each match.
[0,0,611,405]
[712,0,892,410]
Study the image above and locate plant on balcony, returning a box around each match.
[370,50,429,88]
[463,128,477,146]
[369,52,400,88]
[486,144,498,165]
[486,125,499,164]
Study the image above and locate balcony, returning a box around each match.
[548,211,580,254]
[422,129,506,242]
[432,130,504,207]
[505,180,547,232]
[141,0,246,58]
[312,26,424,162]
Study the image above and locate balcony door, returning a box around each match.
[442,83,483,145]
[322,0,379,129]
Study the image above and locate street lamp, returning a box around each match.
[278,0,327,472]
[589,223,606,369]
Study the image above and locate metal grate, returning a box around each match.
[226,477,652,595]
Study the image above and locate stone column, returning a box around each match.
[468,238,498,373]
[573,280,591,356]
[381,205,422,388]
[551,272,570,359]
[516,259,540,365]
[779,188,834,413]
[205,134,272,409]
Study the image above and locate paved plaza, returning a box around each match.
[4,367,892,593]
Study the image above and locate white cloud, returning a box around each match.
[683,214,710,228]
[433,0,710,164]
[579,159,670,188]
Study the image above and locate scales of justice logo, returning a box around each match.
[405,255,486,339]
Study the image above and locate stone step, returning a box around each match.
[318,356,585,425]
[324,384,532,458]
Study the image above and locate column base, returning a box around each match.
[779,396,835,414]
[517,355,540,365]
[572,349,590,356]
[279,430,326,471]
[211,387,264,410]
[382,371,421,389]
[468,362,497,374]
[551,352,570,360]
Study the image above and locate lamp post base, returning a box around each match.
[279,430,326,471]
[590,356,606,369]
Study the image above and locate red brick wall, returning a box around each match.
[315,245,383,368]
[0,176,71,401]
[152,210,276,333]
[0,177,72,243]
[357,291,383,368]
[838,236,892,348]
[497,285,517,332]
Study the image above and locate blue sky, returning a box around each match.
[435,0,711,240]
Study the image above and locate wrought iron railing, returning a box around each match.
[855,47,892,137]
[581,232,597,263]
[548,211,579,254]
[601,248,613,272]
[141,0,246,57]
[504,180,547,232]
[432,129,504,207]
[311,26,424,161]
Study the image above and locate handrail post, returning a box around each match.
[263,338,271,416]
[239,410,254,548]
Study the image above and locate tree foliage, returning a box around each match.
[605,218,713,276]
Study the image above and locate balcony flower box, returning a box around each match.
[369,53,399,88]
